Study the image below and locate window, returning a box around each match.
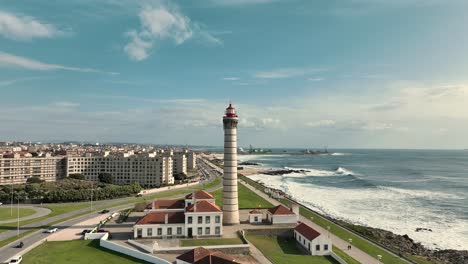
[177,227,182,235]
[157,228,162,236]
[167,228,172,236]
[316,245,320,251]
[205,227,210,235]
[198,227,202,235]
[215,215,220,223]
[324,244,329,251]
[215,226,220,235]
[147,228,152,236]
[254,216,258,222]
[188,216,192,224]
[205,216,210,224]
[198,216,203,224]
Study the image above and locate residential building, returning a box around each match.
[134,190,223,238]
[294,222,332,256]
[187,151,196,170]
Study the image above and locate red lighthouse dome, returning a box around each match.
[225,103,238,118]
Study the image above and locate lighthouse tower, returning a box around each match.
[222,103,240,225]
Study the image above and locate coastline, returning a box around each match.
[240,171,468,264]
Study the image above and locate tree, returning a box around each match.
[134,202,148,212]
[98,173,113,184]
[26,176,43,184]
[69,173,85,180]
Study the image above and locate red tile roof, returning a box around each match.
[295,222,321,241]
[136,212,185,225]
[186,200,221,213]
[185,190,214,200]
[249,209,262,214]
[176,247,240,264]
[268,205,295,215]
[153,199,185,210]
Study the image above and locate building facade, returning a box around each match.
[294,223,332,256]
[0,153,65,185]
[186,152,196,170]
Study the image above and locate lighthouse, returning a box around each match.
[222,103,240,225]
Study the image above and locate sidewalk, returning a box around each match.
[239,179,379,264]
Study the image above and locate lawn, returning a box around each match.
[180,237,244,246]
[194,177,221,190]
[22,240,150,264]
[212,182,273,209]
[246,234,339,264]
[0,207,37,221]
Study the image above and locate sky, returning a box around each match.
[1,0,468,149]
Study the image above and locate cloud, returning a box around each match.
[223,77,240,81]
[0,10,65,41]
[124,2,221,61]
[306,120,336,127]
[254,67,325,79]
[307,77,324,82]
[0,51,118,75]
[54,101,80,108]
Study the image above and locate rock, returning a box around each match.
[239,161,261,166]
[262,169,310,176]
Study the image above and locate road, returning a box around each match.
[0,158,222,263]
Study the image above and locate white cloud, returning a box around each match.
[306,120,336,127]
[223,77,240,81]
[54,101,80,108]
[0,11,64,41]
[124,2,220,61]
[307,77,324,82]
[254,67,325,79]
[210,0,278,6]
[0,51,118,74]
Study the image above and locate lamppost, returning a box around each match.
[17,193,20,237]
[310,216,314,223]
[327,226,330,238]
[348,238,353,250]
[377,254,382,264]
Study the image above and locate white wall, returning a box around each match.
[294,230,332,256]
[134,223,185,238]
[270,214,298,224]
[185,212,223,237]
[100,238,171,264]
[249,214,262,224]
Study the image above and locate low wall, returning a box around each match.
[243,228,293,238]
[100,238,170,264]
[155,244,250,255]
[127,239,153,253]
[84,232,108,240]
[330,252,348,264]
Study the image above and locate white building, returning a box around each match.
[294,222,332,256]
[266,205,299,224]
[248,209,263,224]
[172,152,187,175]
[134,190,223,239]
[176,247,240,264]
[187,152,196,170]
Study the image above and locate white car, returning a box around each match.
[7,255,22,263]
[45,228,58,233]
[0,202,3,206]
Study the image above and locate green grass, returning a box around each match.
[407,255,438,264]
[194,177,221,190]
[180,237,244,246]
[212,182,273,209]
[0,207,37,221]
[332,246,360,264]
[246,234,339,264]
[22,240,150,264]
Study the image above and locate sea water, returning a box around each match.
[240,149,468,250]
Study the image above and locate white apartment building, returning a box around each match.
[66,154,174,186]
[134,190,223,239]
[0,153,65,185]
[171,152,187,175]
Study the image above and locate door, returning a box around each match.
[188,228,193,238]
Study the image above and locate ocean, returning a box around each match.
[239,149,468,251]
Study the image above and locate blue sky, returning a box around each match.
[1,0,468,149]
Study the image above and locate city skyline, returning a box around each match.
[1,0,468,149]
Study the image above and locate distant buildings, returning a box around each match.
[0,148,197,186]
[134,190,223,239]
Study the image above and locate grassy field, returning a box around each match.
[0,207,37,221]
[247,234,339,264]
[180,237,244,246]
[194,177,221,190]
[22,240,150,264]
[212,182,273,209]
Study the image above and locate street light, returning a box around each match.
[348,238,353,250]
[377,254,382,264]
[327,226,330,238]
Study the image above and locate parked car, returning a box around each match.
[100,209,110,214]
[14,242,24,248]
[7,255,22,263]
[0,202,3,206]
[80,229,91,235]
[44,228,58,233]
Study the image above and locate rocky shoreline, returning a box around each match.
[337,221,468,264]
[261,169,310,175]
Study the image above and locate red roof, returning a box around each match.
[295,223,321,241]
[185,190,214,200]
[249,209,262,214]
[186,200,221,213]
[136,212,185,225]
[153,199,185,210]
[176,247,240,264]
[268,205,295,215]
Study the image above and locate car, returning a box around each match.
[100,209,110,214]
[7,255,22,263]
[44,227,58,233]
[0,202,3,206]
[80,229,91,235]
[136,194,143,197]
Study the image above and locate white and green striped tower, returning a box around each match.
[222,103,239,225]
